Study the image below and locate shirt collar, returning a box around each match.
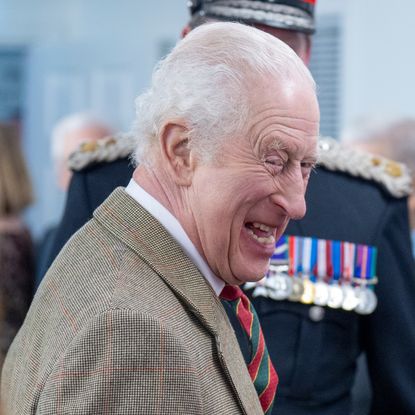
[125,178,225,296]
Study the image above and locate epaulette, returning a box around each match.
[318,136,412,198]
[68,133,137,171]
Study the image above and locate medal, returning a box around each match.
[300,237,315,304]
[327,284,344,308]
[267,273,293,300]
[354,286,378,314]
[354,245,378,314]
[328,241,344,308]
[313,281,329,306]
[289,277,304,301]
[312,239,328,305]
[341,284,359,310]
[287,236,304,301]
[266,265,292,300]
[341,242,358,310]
[301,279,315,304]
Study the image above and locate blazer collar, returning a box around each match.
[94,187,263,414]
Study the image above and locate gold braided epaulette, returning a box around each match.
[318,137,412,198]
[68,133,137,171]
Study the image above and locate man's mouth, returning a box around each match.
[245,221,276,245]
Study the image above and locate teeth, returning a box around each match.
[252,222,271,232]
[258,235,276,244]
[246,228,276,245]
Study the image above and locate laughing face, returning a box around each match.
[183,77,319,285]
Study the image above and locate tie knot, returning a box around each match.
[220,285,244,301]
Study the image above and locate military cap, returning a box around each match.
[188,0,316,34]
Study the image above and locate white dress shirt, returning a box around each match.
[125,179,225,295]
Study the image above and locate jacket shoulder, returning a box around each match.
[318,137,412,198]
[68,133,136,171]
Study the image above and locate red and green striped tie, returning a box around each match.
[221,285,278,414]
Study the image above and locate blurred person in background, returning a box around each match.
[42,1,415,414]
[35,112,112,287]
[0,123,34,368]
[51,112,113,192]
[345,118,415,257]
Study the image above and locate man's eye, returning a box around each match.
[264,157,285,174]
[301,162,314,169]
[265,157,284,166]
[301,161,316,178]
[301,161,317,171]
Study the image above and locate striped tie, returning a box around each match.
[221,285,278,414]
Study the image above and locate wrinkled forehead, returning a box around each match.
[244,76,319,139]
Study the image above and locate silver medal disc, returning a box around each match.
[341,285,359,311]
[266,274,293,300]
[313,281,329,306]
[327,284,344,309]
[355,287,378,315]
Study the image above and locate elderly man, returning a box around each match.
[42,1,415,415]
[1,23,319,414]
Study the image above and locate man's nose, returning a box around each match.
[271,171,307,220]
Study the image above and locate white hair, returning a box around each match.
[132,22,315,166]
[51,112,110,163]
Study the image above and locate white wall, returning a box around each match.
[317,0,415,135]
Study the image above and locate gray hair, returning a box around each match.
[132,22,315,166]
[51,112,110,163]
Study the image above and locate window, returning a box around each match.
[309,16,341,139]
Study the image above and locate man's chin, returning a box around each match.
[229,262,269,285]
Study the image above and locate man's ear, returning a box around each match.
[159,120,196,186]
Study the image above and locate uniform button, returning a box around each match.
[309,305,325,322]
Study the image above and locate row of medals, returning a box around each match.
[249,264,378,315]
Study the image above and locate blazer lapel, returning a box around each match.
[94,188,263,414]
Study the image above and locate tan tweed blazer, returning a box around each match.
[1,188,263,415]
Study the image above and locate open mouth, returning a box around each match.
[245,221,276,246]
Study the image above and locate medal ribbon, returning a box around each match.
[332,241,341,283]
[326,240,333,284]
[302,237,312,277]
[288,236,296,277]
[271,235,288,264]
[310,238,318,282]
[317,239,327,280]
[296,237,303,275]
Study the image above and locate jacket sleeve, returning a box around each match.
[363,197,415,414]
[37,309,203,415]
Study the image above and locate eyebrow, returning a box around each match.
[266,138,286,152]
[265,137,319,162]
